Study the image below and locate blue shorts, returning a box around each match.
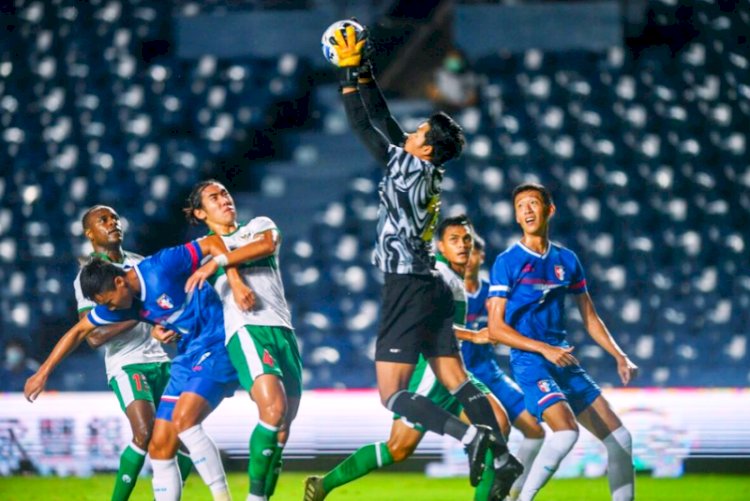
[512,353,601,421]
[462,342,527,423]
[156,346,239,422]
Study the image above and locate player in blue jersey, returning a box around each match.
[25,236,254,501]
[463,230,545,501]
[486,183,638,501]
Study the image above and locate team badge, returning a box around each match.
[554,265,565,281]
[156,293,174,310]
[263,349,275,368]
[537,379,552,393]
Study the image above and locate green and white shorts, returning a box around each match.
[394,355,490,432]
[109,361,171,412]
[226,325,303,398]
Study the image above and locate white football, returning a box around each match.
[321,19,365,67]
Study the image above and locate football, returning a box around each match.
[321,19,365,66]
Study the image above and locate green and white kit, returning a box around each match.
[211,217,301,396]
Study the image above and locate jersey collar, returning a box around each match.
[435,252,464,279]
[206,222,243,237]
[516,241,552,259]
[89,251,125,264]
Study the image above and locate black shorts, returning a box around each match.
[375,272,459,364]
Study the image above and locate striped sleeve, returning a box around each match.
[568,252,588,294]
[488,254,512,298]
[87,305,136,326]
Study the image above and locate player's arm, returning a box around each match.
[454,326,491,344]
[358,70,407,146]
[575,292,638,385]
[487,296,579,367]
[77,309,138,348]
[24,316,97,402]
[193,235,255,310]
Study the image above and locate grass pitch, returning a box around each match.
[0,472,748,500]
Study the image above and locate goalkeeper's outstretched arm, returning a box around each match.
[342,88,390,164]
[358,70,407,146]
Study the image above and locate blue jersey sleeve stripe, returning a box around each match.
[186,241,203,272]
[88,308,116,326]
[489,285,509,292]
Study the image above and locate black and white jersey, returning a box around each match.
[373,144,444,275]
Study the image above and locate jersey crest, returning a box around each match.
[554,265,565,281]
[537,379,552,393]
[156,293,174,310]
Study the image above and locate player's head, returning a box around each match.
[183,179,236,228]
[405,112,465,166]
[436,214,473,268]
[466,230,485,276]
[82,205,123,247]
[512,182,556,236]
[80,258,133,310]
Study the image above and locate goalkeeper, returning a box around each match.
[328,24,523,499]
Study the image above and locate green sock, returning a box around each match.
[474,450,495,501]
[111,443,146,501]
[249,421,279,496]
[177,450,193,484]
[322,442,394,494]
[264,443,284,498]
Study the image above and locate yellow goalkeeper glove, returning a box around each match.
[334,24,367,68]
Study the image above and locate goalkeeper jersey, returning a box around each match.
[210,218,293,338]
[74,251,169,381]
[372,145,444,275]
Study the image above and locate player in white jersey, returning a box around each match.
[72,206,191,500]
[182,180,302,501]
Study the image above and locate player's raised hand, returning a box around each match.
[333,24,367,67]
[616,355,639,386]
[542,345,578,367]
[185,259,218,292]
[24,371,48,402]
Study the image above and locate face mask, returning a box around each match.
[444,57,464,73]
[5,347,23,367]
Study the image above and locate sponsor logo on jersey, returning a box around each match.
[537,379,552,393]
[263,349,275,368]
[522,263,534,273]
[554,265,565,281]
[156,293,174,310]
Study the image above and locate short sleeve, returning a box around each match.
[149,241,204,277]
[88,305,138,326]
[568,252,587,295]
[488,255,512,298]
[73,272,96,314]
[249,216,278,235]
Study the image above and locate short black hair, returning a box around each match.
[80,258,125,300]
[512,182,553,206]
[426,112,465,166]
[183,179,222,225]
[437,214,472,240]
[81,205,115,230]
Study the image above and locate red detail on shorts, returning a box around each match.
[263,349,275,368]
[570,279,587,290]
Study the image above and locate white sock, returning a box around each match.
[518,430,578,501]
[246,494,267,501]
[508,437,545,500]
[603,426,634,501]
[178,424,231,500]
[152,458,182,501]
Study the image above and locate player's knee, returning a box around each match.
[171,412,200,433]
[258,399,287,427]
[132,425,153,450]
[386,438,417,463]
[148,431,172,459]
